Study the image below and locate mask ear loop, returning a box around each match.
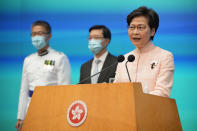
[102,38,109,49]
[45,34,51,45]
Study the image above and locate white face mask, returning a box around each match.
[32,36,47,49]
[88,39,103,54]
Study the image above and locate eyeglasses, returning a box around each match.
[88,36,104,40]
[31,31,49,36]
[129,25,147,32]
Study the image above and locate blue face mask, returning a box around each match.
[32,36,47,49]
[88,39,103,54]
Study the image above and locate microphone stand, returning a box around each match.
[78,62,118,84]
[125,61,131,82]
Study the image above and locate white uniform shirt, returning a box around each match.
[17,47,71,120]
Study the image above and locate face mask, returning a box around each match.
[88,39,103,54]
[32,36,47,49]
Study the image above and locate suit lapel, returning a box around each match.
[86,59,93,83]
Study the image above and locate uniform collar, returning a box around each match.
[37,47,52,56]
[135,41,155,53]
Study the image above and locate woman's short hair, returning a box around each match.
[127,6,159,40]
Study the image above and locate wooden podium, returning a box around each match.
[22,83,182,131]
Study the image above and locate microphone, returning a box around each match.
[79,55,125,84]
[117,55,125,62]
[125,55,135,82]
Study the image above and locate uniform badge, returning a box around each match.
[44,60,55,70]
[151,60,158,69]
[67,100,87,127]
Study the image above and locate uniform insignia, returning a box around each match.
[67,100,87,127]
[44,60,55,70]
[44,60,55,65]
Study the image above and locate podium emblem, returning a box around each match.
[67,100,87,127]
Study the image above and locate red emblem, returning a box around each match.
[67,100,87,127]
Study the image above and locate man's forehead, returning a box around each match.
[31,25,46,32]
[89,29,103,35]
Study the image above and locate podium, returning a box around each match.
[22,83,182,131]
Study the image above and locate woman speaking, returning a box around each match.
[114,6,174,97]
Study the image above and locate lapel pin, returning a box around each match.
[151,60,158,69]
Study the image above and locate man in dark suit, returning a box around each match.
[79,25,117,84]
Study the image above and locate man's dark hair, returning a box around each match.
[89,25,111,42]
[31,20,51,34]
[127,6,159,40]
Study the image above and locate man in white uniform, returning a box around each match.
[15,20,71,131]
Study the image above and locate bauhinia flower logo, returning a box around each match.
[67,100,87,127]
[72,106,83,120]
